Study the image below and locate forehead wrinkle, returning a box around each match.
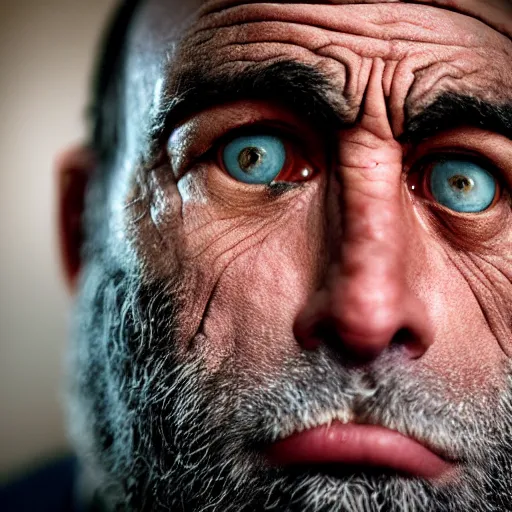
[174,4,510,92]
[194,0,512,38]
[138,0,511,62]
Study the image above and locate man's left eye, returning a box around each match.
[425,158,499,213]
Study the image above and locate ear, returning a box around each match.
[56,145,95,293]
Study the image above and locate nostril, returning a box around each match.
[391,327,428,359]
[293,284,434,362]
[299,318,386,363]
[296,317,429,363]
[294,317,330,352]
[309,319,337,352]
[392,328,413,346]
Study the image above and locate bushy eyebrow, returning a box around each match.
[151,60,512,143]
[150,60,349,140]
[402,92,512,144]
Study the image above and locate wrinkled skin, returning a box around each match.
[61,1,512,511]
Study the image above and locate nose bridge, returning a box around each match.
[335,157,407,288]
[332,58,408,306]
[335,57,406,274]
[326,140,411,339]
[293,59,434,360]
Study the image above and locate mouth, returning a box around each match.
[265,421,456,480]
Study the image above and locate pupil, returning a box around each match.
[448,175,474,193]
[239,147,264,172]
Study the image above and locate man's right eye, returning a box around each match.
[217,131,315,186]
[221,134,287,185]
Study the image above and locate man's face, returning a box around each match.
[66,1,512,510]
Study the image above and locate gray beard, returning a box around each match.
[66,261,512,512]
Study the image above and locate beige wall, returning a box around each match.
[0,0,117,480]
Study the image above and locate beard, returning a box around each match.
[66,258,512,512]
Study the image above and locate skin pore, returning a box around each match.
[60,0,512,511]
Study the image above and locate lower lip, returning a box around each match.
[265,422,454,479]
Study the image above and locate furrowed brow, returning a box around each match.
[402,92,512,144]
[150,63,512,150]
[150,60,349,140]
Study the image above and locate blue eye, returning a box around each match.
[222,134,287,184]
[429,159,497,213]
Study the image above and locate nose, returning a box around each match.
[293,100,433,361]
[293,229,434,361]
[293,176,434,361]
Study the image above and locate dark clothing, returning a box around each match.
[0,457,83,512]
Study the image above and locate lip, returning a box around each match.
[265,422,455,479]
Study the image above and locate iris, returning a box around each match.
[429,159,497,213]
[222,134,286,184]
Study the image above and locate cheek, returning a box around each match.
[415,249,510,395]
[181,189,326,373]
[193,252,305,373]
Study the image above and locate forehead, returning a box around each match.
[129,0,512,87]
[138,0,512,38]
[121,0,512,154]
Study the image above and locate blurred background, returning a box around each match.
[0,0,117,482]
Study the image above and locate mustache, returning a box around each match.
[80,266,512,468]
[224,348,512,465]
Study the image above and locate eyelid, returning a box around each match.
[167,100,330,181]
[408,149,503,184]
[214,121,301,149]
[403,127,512,189]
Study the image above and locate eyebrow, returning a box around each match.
[151,60,348,139]
[152,60,512,144]
[402,92,512,144]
